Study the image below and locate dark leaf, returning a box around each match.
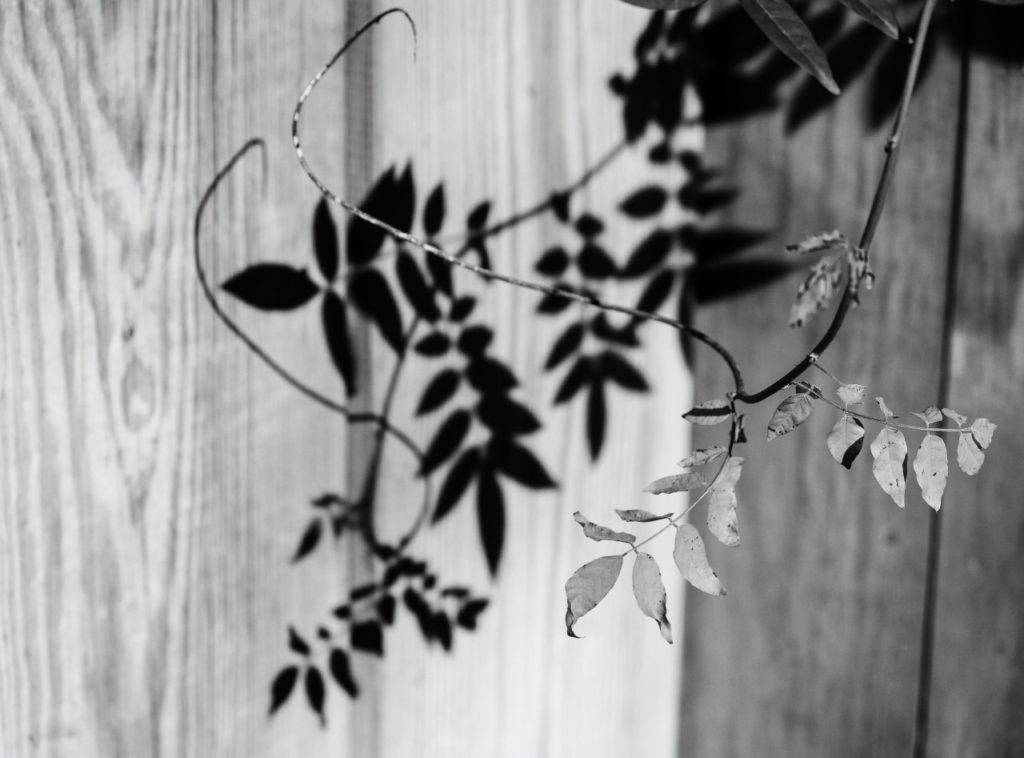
[423,183,446,237]
[457,325,493,356]
[449,296,477,322]
[683,226,767,263]
[692,259,792,304]
[622,229,673,278]
[466,357,518,394]
[347,166,413,265]
[433,448,481,523]
[329,649,359,698]
[575,213,605,238]
[737,0,839,94]
[489,439,557,489]
[537,288,575,314]
[678,184,739,214]
[578,243,618,280]
[441,586,471,599]
[426,255,453,297]
[377,594,397,625]
[555,357,593,404]
[421,410,472,476]
[349,583,379,601]
[550,191,571,223]
[636,269,675,313]
[305,667,326,724]
[434,613,453,651]
[403,588,435,642]
[456,598,489,630]
[545,323,586,371]
[476,396,542,437]
[269,666,300,715]
[620,186,669,218]
[621,0,708,8]
[535,246,571,277]
[476,465,505,575]
[466,201,492,230]
[683,399,732,425]
[350,621,384,657]
[313,199,340,282]
[396,251,440,322]
[222,264,320,311]
[600,351,649,392]
[322,290,356,396]
[288,626,311,656]
[837,0,898,39]
[332,604,351,620]
[414,331,451,357]
[591,313,640,346]
[292,519,323,563]
[417,369,461,416]
[348,267,404,352]
[587,377,607,460]
[648,142,671,163]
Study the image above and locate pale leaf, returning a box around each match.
[616,508,671,523]
[711,456,745,492]
[912,406,943,426]
[913,433,948,511]
[956,432,985,476]
[572,512,636,545]
[836,0,899,38]
[643,472,706,495]
[870,426,908,508]
[737,0,840,94]
[632,552,672,643]
[565,555,624,637]
[942,407,967,427]
[875,396,896,419]
[785,230,846,256]
[790,257,843,327]
[707,490,740,547]
[683,399,732,425]
[971,418,996,449]
[766,392,816,441]
[837,383,866,406]
[677,445,728,469]
[826,414,865,469]
[673,523,726,596]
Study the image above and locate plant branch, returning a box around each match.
[735,0,941,405]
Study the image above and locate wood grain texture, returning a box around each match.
[0,2,691,756]
[681,28,965,758]
[928,23,1024,758]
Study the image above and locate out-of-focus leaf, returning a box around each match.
[737,0,839,94]
[322,291,356,396]
[956,432,985,476]
[269,666,300,715]
[305,667,326,725]
[619,0,708,9]
[826,414,865,469]
[587,376,607,460]
[348,267,404,352]
[476,395,542,437]
[621,229,673,279]
[222,264,320,311]
[576,214,605,238]
[837,383,866,406]
[643,471,706,495]
[684,226,768,264]
[546,323,585,370]
[536,246,571,277]
[420,410,472,476]
[423,183,446,237]
[677,445,727,469]
[790,256,843,327]
[616,509,671,523]
[620,186,669,218]
[477,465,505,575]
[466,201,491,230]
[971,418,996,449]
[692,258,793,303]
[449,295,477,322]
[417,369,461,416]
[489,440,557,489]
[313,198,340,282]
[683,398,732,425]
[414,332,450,357]
[351,621,384,657]
[673,523,726,596]
[426,254,453,297]
[292,519,323,562]
[432,448,481,523]
[912,406,943,425]
[870,425,908,507]
[632,552,673,643]
[636,269,675,313]
[555,357,592,404]
[837,0,898,37]
[288,626,311,656]
[785,229,846,256]
[914,433,948,511]
[578,243,618,280]
[766,392,815,441]
[347,166,415,265]
[600,351,649,392]
[457,326,493,356]
[396,251,440,322]
[329,649,359,698]
[877,396,897,419]
[466,357,518,394]
[573,511,636,545]
[565,555,624,638]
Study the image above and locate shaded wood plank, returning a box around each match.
[681,23,964,758]
[928,17,1024,757]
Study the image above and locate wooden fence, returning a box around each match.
[0,2,1020,757]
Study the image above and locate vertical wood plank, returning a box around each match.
[681,29,964,758]
[928,20,1024,757]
